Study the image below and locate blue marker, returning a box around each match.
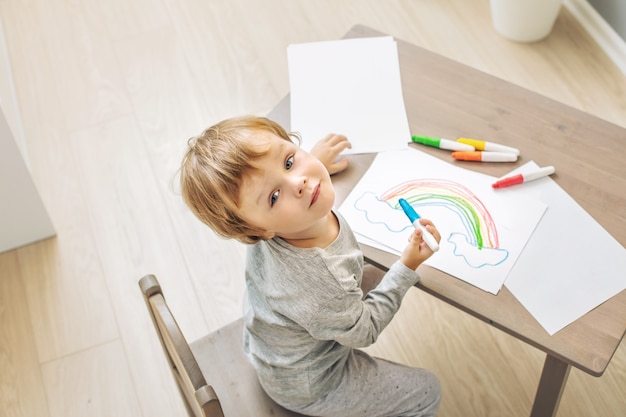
[398,198,439,252]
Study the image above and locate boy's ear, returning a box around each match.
[262,231,276,240]
[253,228,275,240]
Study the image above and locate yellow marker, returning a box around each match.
[457,138,520,156]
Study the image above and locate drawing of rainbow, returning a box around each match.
[379,179,499,250]
[351,178,510,268]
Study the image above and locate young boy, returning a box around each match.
[180,116,441,417]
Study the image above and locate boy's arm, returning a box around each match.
[307,261,419,348]
[307,223,440,348]
[309,133,351,175]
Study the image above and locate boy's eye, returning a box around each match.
[270,190,279,207]
[285,155,294,170]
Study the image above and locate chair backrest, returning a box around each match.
[139,274,225,417]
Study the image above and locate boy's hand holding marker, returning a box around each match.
[398,198,441,270]
[399,198,439,252]
[411,135,555,187]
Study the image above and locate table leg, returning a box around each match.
[529,354,571,417]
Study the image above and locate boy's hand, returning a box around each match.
[310,134,352,175]
[399,219,440,271]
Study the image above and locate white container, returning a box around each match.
[490,0,563,42]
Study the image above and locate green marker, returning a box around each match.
[412,135,474,152]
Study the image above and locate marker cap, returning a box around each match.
[412,135,440,147]
[492,173,524,188]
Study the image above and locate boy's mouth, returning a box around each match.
[310,184,320,207]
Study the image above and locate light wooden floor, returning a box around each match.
[1,1,625,416]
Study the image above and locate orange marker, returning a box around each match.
[451,151,517,162]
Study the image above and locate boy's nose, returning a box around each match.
[291,175,307,196]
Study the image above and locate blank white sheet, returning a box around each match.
[287,36,410,154]
[503,162,626,335]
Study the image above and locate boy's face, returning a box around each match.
[238,131,335,241]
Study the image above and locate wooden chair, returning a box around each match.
[139,274,305,417]
[139,265,385,416]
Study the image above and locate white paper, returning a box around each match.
[503,162,626,335]
[339,149,547,294]
[288,37,410,154]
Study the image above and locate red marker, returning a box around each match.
[492,166,555,188]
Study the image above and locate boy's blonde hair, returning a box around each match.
[180,116,297,244]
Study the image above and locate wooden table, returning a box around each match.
[268,25,626,417]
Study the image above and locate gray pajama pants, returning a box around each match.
[278,349,441,417]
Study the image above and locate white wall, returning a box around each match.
[587,0,626,42]
[0,19,55,253]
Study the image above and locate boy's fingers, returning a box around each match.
[408,228,422,242]
[327,157,349,175]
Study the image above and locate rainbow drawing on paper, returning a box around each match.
[353,178,509,268]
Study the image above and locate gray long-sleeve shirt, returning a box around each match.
[243,211,420,405]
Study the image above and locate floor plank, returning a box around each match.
[67,116,205,416]
[1,0,120,363]
[112,25,249,332]
[0,251,50,417]
[41,340,142,417]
